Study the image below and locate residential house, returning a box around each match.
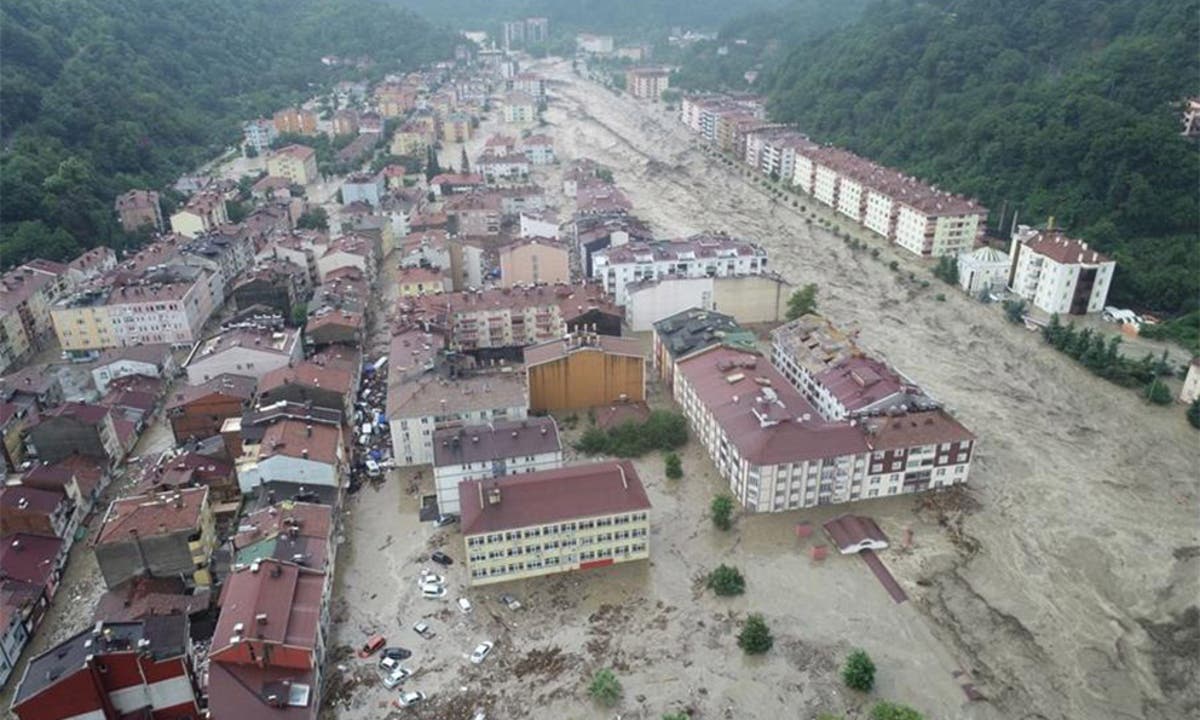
[0,486,75,540]
[397,267,449,297]
[1,533,68,617]
[268,144,319,186]
[429,172,485,197]
[445,192,502,236]
[503,92,537,124]
[305,309,364,348]
[231,261,308,320]
[169,191,228,238]
[432,417,563,516]
[185,326,302,384]
[1007,225,1115,315]
[135,452,239,506]
[166,373,256,443]
[341,172,385,208]
[0,402,30,473]
[592,234,769,306]
[251,175,293,202]
[522,134,555,165]
[274,107,318,135]
[114,190,164,233]
[93,487,216,589]
[20,456,108,525]
[499,237,569,286]
[234,418,344,494]
[335,132,380,166]
[626,273,790,332]
[626,67,671,100]
[358,111,383,134]
[524,333,643,411]
[650,308,756,388]
[332,108,359,136]
[90,344,176,394]
[476,154,531,182]
[230,501,335,575]
[460,460,651,586]
[26,403,124,467]
[243,118,279,155]
[257,361,355,419]
[520,211,560,240]
[441,113,473,144]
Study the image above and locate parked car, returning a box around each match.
[418,570,445,585]
[431,551,453,566]
[357,634,386,658]
[434,514,458,527]
[395,691,426,708]
[413,621,434,638]
[382,666,412,689]
[421,584,447,599]
[469,641,494,664]
[365,459,381,477]
[457,597,473,614]
[380,647,412,661]
[498,594,522,610]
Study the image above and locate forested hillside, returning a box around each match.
[0,0,455,266]
[762,0,1199,314]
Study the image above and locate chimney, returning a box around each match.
[306,424,313,436]
[486,484,502,505]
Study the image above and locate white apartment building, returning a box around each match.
[1007,226,1114,315]
[591,235,769,306]
[432,417,562,515]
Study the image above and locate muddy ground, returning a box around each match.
[324,62,1198,720]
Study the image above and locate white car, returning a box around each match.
[395,691,426,708]
[418,571,445,585]
[469,641,493,664]
[412,621,434,638]
[421,585,446,599]
[381,665,412,689]
[457,597,473,614]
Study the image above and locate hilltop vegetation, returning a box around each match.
[760,0,1199,314]
[0,0,455,266]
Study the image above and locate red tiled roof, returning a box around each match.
[207,662,317,720]
[460,461,650,536]
[260,362,354,395]
[823,514,888,553]
[96,487,208,545]
[0,485,64,514]
[166,374,257,410]
[860,409,975,451]
[814,356,905,413]
[93,577,210,622]
[1025,231,1111,265]
[212,560,323,653]
[0,533,63,587]
[258,419,341,465]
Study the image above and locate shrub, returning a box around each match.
[1190,399,1200,429]
[664,452,683,479]
[888,261,899,271]
[662,713,689,720]
[870,701,925,720]
[842,649,876,692]
[934,293,946,301]
[932,255,959,284]
[706,564,745,596]
[588,669,622,706]
[786,283,819,320]
[1145,378,1173,405]
[710,494,734,530]
[1002,299,1027,324]
[738,613,773,654]
[574,410,688,457]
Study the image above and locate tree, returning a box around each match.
[710,494,734,531]
[460,146,470,173]
[870,701,925,720]
[1145,378,1172,405]
[595,168,615,184]
[588,669,622,707]
[786,283,818,320]
[842,649,876,692]
[290,302,308,327]
[737,613,773,654]
[296,207,328,231]
[424,145,442,181]
[1002,299,1027,324]
[662,713,689,720]
[706,564,745,596]
[932,255,959,285]
[1188,399,1200,429]
[664,452,683,479]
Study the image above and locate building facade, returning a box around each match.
[1007,226,1115,315]
[499,238,570,287]
[432,417,562,516]
[525,334,646,413]
[591,235,769,306]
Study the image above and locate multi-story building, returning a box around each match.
[576,34,615,54]
[268,144,319,186]
[258,360,355,419]
[165,373,256,443]
[231,260,308,319]
[477,154,531,181]
[591,234,769,306]
[341,172,386,208]
[1007,225,1115,315]
[169,190,228,238]
[444,191,502,236]
[273,106,318,135]
[674,343,975,512]
[234,416,344,494]
[625,67,671,100]
[441,113,473,144]
[243,118,279,155]
[397,267,448,297]
[499,237,569,287]
[460,460,651,586]
[114,189,164,233]
[90,344,175,395]
[93,487,216,588]
[503,92,537,124]
[332,108,359,136]
[626,273,790,332]
[432,416,562,515]
[26,403,124,466]
[10,616,200,720]
[0,261,71,372]
[391,123,428,156]
[650,308,756,389]
[521,134,555,165]
[525,334,645,412]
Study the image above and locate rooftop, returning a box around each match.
[460,460,650,536]
[595,234,766,265]
[860,409,975,451]
[232,501,333,570]
[1021,229,1111,265]
[96,487,208,544]
[212,559,324,653]
[191,327,299,362]
[165,373,257,410]
[273,144,316,161]
[770,313,859,375]
[523,334,644,367]
[0,533,64,587]
[433,417,560,468]
[259,361,354,396]
[256,419,341,465]
[93,577,210,623]
[653,308,756,360]
[388,367,527,420]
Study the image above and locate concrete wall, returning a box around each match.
[528,350,645,412]
[712,275,788,325]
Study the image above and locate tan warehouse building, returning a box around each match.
[525,333,645,412]
[460,461,651,586]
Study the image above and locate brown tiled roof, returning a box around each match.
[34,402,111,426]
[259,361,354,395]
[1024,231,1111,265]
[460,460,650,536]
[166,373,257,410]
[860,409,975,451]
[0,533,63,586]
[523,335,644,367]
[433,417,560,468]
[0,485,64,514]
[93,577,210,622]
[258,419,341,465]
[212,560,323,653]
[823,514,888,553]
[96,487,208,544]
[273,144,315,161]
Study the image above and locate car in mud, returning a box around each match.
[469,641,493,664]
[431,551,453,566]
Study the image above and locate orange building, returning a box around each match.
[524,334,645,412]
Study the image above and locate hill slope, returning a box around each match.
[764,0,1199,313]
[0,0,455,265]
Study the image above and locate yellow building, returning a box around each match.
[441,113,473,144]
[391,129,427,157]
[267,144,319,186]
[461,461,651,586]
[524,334,646,412]
[499,237,569,287]
[169,191,229,238]
[396,267,447,297]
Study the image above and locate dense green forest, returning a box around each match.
[757,0,1198,315]
[0,0,455,267]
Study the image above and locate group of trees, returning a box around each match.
[785,283,818,320]
[1041,314,1174,394]
[0,0,456,267]
[575,410,688,457]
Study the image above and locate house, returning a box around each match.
[251,174,292,202]
[503,92,537,124]
[185,326,302,384]
[0,486,75,540]
[520,211,560,240]
[94,487,216,589]
[305,309,364,348]
[231,261,308,320]
[525,334,645,412]
[592,234,770,306]
[0,533,68,617]
[1008,225,1115,315]
[169,190,228,238]
[444,191,502,236]
[207,560,326,720]
[90,344,176,394]
[950,245,1008,297]
[230,501,335,573]
[234,418,344,493]
[477,153,531,182]
[274,107,318,135]
[341,172,385,208]
[10,616,200,720]
[460,460,651,586]
[20,456,109,525]
[268,144,319,186]
[626,67,671,100]
[429,172,485,197]
[650,308,756,389]
[92,576,211,624]
[0,368,64,413]
[626,273,789,332]
[441,112,473,144]
[432,417,562,516]
[674,343,975,512]
[397,266,448,297]
[335,132,380,166]
[0,262,71,372]
[0,402,30,472]
[358,111,383,134]
[332,108,359,136]
[134,452,239,505]
[243,118,279,154]
[26,403,124,467]
[166,373,256,443]
[521,134,555,165]
[499,237,569,287]
[114,189,164,233]
[258,361,355,419]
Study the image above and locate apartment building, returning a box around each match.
[477,153,531,181]
[674,344,975,513]
[650,308,757,390]
[169,190,229,238]
[90,344,175,394]
[332,108,359,136]
[273,106,318,135]
[591,234,769,305]
[432,417,563,516]
[185,326,302,383]
[397,267,449,297]
[53,271,213,353]
[26,402,124,466]
[442,113,473,144]
[460,460,651,586]
[525,334,645,413]
[444,191,502,236]
[626,67,671,100]
[1007,225,1115,315]
[511,72,547,98]
[166,373,256,443]
[114,189,164,233]
[233,417,344,494]
[0,261,71,372]
[503,92,537,123]
[94,487,216,588]
[268,144,319,186]
[341,172,385,208]
[243,118,279,155]
[522,134,556,165]
[499,237,570,286]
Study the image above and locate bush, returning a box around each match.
[664,452,683,479]
[662,713,689,720]
[706,564,745,596]
[932,255,959,284]
[1189,399,1200,428]
[934,293,946,302]
[1145,378,1173,405]
[870,701,925,720]
[786,283,819,320]
[737,613,773,654]
[1002,299,1027,324]
[888,260,899,271]
[842,649,876,691]
[574,410,688,457]
[710,494,734,530]
[588,669,622,706]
